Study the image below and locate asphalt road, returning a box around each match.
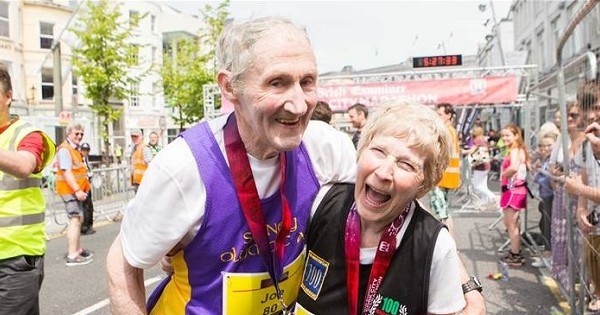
[40,222,165,315]
[39,185,565,315]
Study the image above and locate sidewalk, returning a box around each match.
[448,183,566,314]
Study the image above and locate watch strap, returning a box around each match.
[462,276,483,294]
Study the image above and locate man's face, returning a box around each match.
[131,135,142,145]
[80,149,90,157]
[436,107,451,124]
[68,128,84,145]
[0,85,12,124]
[232,28,318,159]
[149,133,158,145]
[348,108,365,129]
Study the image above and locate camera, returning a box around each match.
[587,211,600,226]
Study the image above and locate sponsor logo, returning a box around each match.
[300,251,329,300]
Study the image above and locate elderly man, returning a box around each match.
[0,65,56,314]
[55,122,94,266]
[107,17,356,315]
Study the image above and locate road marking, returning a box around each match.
[71,276,163,315]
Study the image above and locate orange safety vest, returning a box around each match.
[438,125,462,189]
[55,141,91,194]
[132,144,148,185]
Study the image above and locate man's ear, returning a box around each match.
[217,70,238,103]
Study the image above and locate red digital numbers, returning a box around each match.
[412,55,462,68]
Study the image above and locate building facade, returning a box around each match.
[0,0,204,157]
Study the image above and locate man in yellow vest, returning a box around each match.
[55,122,94,266]
[430,103,462,234]
[0,65,56,314]
[130,129,155,193]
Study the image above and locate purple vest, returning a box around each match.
[147,119,319,314]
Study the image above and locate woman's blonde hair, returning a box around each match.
[357,101,452,197]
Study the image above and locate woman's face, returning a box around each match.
[537,137,555,158]
[567,106,583,131]
[500,128,517,147]
[355,134,424,227]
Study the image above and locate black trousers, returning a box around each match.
[0,255,44,315]
[538,196,553,251]
[81,190,94,231]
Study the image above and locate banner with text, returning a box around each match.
[317,76,518,111]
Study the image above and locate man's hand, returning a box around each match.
[75,190,87,201]
[577,208,594,234]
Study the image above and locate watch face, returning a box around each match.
[472,276,482,287]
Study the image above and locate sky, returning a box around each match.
[167,1,513,73]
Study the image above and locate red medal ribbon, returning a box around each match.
[224,114,292,302]
[344,202,411,315]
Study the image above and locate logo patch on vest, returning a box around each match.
[300,250,329,300]
[369,294,407,315]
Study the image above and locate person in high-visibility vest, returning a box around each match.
[129,128,155,194]
[55,122,94,267]
[429,103,461,235]
[0,64,56,314]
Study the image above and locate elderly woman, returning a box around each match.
[295,102,466,315]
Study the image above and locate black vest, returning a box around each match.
[297,183,445,315]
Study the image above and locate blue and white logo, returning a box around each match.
[300,251,329,300]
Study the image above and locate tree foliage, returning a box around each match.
[161,0,229,130]
[70,0,142,158]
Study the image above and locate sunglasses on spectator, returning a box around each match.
[74,132,84,137]
[568,112,580,119]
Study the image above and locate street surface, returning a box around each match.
[40,183,565,315]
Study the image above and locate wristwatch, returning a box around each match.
[462,276,483,294]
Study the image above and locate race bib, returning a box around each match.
[222,252,305,315]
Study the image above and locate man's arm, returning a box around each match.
[0,148,36,179]
[107,234,147,315]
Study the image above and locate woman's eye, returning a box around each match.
[371,147,386,157]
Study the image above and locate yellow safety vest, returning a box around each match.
[132,144,148,185]
[0,118,56,260]
[438,125,462,189]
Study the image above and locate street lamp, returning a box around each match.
[479,1,506,66]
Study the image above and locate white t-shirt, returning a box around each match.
[120,115,357,268]
[360,204,465,314]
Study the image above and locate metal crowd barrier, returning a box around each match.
[43,165,134,230]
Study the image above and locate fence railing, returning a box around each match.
[43,165,133,233]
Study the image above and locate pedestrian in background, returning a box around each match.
[465,125,497,208]
[430,103,461,235]
[347,103,368,148]
[147,131,161,158]
[78,142,96,235]
[55,122,94,266]
[0,64,56,315]
[499,124,530,266]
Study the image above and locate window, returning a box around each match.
[151,15,156,32]
[0,1,9,38]
[42,68,54,100]
[129,83,139,107]
[40,22,54,49]
[551,16,561,60]
[152,81,157,107]
[536,30,545,70]
[129,10,139,27]
[72,74,78,96]
[131,44,140,65]
[151,46,157,65]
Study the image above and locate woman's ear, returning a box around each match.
[217,70,237,103]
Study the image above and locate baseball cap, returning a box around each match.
[80,142,91,150]
[130,129,142,137]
